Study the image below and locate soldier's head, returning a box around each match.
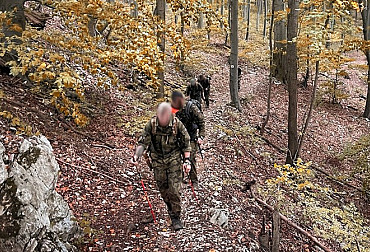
[198,74,206,82]
[171,91,185,110]
[157,102,172,127]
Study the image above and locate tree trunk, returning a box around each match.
[261,0,275,134]
[272,0,287,83]
[362,0,370,119]
[198,12,204,29]
[297,61,319,158]
[245,0,251,40]
[263,0,268,39]
[230,0,241,110]
[221,0,224,29]
[88,17,97,37]
[286,0,299,165]
[225,0,231,45]
[156,0,166,98]
[256,0,263,31]
[131,0,138,18]
[272,211,280,252]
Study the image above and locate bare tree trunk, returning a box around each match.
[272,211,280,252]
[297,61,319,157]
[180,11,185,71]
[198,12,204,29]
[156,0,166,98]
[245,0,251,40]
[243,0,247,21]
[130,0,138,18]
[88,17,97,37]
[362,0,370,119]
[263,0,268,39]
[272,0,287,83]
[221,0,224,29]
[225,0,231,45]
[230,0,241,110]
[256,0,263,31]
[286,0,299,165]
[261,0,275,134]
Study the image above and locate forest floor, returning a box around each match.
[0,32,369,251]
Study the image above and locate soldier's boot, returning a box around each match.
[171,217,183,231]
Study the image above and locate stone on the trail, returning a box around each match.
[0,135,81,252]
[209,208,229,228]
[0,143,6,185]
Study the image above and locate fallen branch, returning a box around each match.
[243,181,334,252]
[231,129,257,161]
[60,120,116,149]
[257,134,286,154]
[56,158,131,187]
[311,165,367,195]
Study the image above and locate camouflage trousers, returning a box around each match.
[152,153,183,219]
[189,141,198,183]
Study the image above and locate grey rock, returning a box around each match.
[0,135,81,252]
[209,208,229,228]
[0,143,6,185]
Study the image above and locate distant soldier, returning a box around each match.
[131,102,191,231]
[185,78,204,105]
[198,74,211,108]
[171,91,205,188]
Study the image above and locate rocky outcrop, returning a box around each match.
[0,136,80,252]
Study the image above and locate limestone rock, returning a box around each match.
[0,135,80,252]
[209,208,229,228]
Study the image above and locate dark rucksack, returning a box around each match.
[185,99,202,120]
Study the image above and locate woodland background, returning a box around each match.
[0,0,369,251]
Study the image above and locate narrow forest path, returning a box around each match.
[121,48,265,251]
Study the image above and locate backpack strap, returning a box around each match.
[151,116,157,135]
[172,117,178,136]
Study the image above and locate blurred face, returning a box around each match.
[172,97,185,110]
[157,108,171,127]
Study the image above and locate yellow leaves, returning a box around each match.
[37,62,47,72]
[10,24,23,33]
[0,110,37,136]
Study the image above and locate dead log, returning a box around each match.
[24,8,50,29]
[56,158,131,187]
[243,181,334,252]
[271,211,280,252]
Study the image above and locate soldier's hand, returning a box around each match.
[183,159,191,174]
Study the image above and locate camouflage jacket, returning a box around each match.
[198,77,210,91]
[138,115,191,159]
[185,83,204,101]
[175,101,205,142]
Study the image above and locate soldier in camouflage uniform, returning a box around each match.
[131,103,191,231]
[185,78,204,105]
[171,91,205,188]
[198,74,211,108]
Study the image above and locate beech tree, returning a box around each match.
[272,0,286,83]
[286,0,299,165]
[229,0,240,110]
[361,0,370,119]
